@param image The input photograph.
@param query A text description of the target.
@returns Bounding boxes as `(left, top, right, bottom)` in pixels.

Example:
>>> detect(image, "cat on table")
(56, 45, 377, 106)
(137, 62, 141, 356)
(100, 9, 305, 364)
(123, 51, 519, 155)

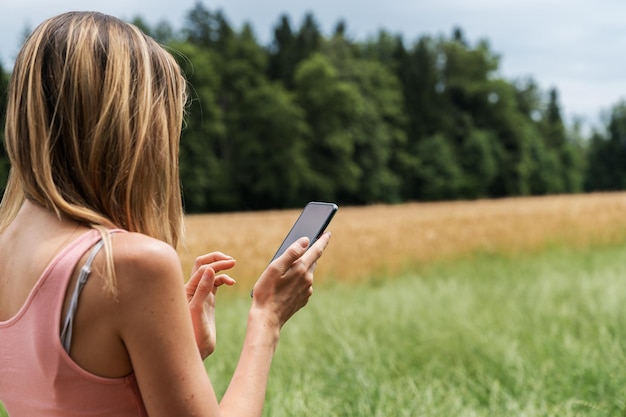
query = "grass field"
(207, 243, 626, 417)
(189, 192, 626, 416)
(180, 192, 626, 289)
(2, 192, 626, 416)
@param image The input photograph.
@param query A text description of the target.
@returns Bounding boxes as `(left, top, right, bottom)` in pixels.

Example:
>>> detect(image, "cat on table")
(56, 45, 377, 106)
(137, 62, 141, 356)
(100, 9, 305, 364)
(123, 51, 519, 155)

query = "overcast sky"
(1, 0, 625, 130)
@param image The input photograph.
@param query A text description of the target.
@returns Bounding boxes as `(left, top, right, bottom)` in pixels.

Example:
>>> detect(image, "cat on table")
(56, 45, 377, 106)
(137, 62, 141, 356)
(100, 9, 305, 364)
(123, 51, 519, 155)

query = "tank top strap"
(60, 229, 126, 353)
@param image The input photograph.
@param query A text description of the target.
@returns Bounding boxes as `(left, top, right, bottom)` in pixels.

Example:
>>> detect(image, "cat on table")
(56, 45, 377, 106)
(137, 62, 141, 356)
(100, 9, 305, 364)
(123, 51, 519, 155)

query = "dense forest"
(1, 2, 625, 213)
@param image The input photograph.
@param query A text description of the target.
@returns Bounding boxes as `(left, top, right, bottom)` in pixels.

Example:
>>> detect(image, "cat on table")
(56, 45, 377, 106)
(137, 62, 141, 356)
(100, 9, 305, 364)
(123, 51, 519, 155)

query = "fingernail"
(297, 237, 309, 248)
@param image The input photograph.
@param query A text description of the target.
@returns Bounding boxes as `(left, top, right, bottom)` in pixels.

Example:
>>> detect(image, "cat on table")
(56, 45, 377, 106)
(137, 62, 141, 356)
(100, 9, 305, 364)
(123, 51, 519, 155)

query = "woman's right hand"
(250, 232, 331, 329)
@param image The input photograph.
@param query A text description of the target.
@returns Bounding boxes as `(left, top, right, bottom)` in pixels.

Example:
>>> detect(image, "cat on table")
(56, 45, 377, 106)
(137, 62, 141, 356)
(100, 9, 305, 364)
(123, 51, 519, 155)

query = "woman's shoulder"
(110, 232, 179, 262)
(108, 232, 184, 293)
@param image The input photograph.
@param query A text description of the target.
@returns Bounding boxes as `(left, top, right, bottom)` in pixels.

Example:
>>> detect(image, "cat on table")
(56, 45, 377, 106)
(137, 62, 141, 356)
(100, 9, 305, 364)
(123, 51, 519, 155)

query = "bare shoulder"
(108, 232, 184, 298)
(100, 232, 189, 345)
(110, 232, 180, 269)
(103, 232, 218, 416)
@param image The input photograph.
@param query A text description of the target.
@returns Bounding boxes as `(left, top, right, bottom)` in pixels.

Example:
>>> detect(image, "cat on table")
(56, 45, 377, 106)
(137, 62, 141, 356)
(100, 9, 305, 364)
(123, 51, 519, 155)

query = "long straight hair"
(1, 12, 188, 294)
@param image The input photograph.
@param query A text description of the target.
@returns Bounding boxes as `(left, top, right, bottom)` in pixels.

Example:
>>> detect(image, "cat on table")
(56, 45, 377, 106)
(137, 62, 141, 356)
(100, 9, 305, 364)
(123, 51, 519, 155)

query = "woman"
(0, 11, 330, 417)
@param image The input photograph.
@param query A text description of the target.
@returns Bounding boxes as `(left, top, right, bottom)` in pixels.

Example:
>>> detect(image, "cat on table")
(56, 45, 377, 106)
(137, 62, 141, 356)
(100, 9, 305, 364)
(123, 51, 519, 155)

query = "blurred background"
(1, 0, 626, 213)
(3, 4, 626, 415)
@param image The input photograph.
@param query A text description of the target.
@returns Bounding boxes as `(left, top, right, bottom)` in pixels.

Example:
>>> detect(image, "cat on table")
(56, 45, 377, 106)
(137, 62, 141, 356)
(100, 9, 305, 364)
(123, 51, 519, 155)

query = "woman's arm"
(111, 231, 330, 417)
(112, 233, 220, 416)
(220, 234, 330, 415)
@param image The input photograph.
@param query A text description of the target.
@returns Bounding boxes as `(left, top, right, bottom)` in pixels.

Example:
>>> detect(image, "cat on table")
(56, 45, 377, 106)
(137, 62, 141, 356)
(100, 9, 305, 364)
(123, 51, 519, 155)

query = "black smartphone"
(270, 201, 338, 262)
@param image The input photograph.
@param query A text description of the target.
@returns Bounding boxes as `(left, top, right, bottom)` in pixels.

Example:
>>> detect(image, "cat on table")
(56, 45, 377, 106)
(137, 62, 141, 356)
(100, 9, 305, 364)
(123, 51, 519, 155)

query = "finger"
(213, 275, 236, 287)
(210, 275, 236, 298)
(299, 232, 331, 267)
(273, 236, 310, 273)
(185, 266, 205, 295)
(207, 258, 237, 274)
(193, 252, 233, 272)
(190, 267, 216, 305)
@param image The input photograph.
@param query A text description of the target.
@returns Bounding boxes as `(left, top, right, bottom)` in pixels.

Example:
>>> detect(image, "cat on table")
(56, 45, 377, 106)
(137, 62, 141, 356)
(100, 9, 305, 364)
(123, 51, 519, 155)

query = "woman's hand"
(185, 252, 236, 359)
(250, 232, 331, 329)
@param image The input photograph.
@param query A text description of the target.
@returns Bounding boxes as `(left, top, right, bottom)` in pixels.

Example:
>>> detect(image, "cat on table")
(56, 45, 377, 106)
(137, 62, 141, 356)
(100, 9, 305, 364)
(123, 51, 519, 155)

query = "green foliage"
(459, 129, 498, 198)
(585, 102, 626, 191)
(528, 134, 564, 194)
(267, 13, 322, 88)
(414, 133, 464, 200)
(0, 3, 617, 212)
(322, 31, 406, 204)
(267, 15, 298, 86)
(293, 53, 361, 201)
(171, 41, 229, 212)
(394, 36, 442, 141)
(228, 82, 310, 209)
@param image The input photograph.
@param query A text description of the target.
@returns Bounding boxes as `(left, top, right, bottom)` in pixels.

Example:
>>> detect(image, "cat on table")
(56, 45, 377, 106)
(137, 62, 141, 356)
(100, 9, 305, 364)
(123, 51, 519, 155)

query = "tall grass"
(3, 194, 626, 416)
(180, 193, 626, 290)
(205, 243, 626, 417)
(2, 246, 625, 417)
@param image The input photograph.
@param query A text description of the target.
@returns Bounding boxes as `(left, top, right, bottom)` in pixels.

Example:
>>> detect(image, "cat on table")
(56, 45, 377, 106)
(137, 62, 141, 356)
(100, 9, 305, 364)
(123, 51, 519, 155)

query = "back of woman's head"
(2, 11, 187, 246)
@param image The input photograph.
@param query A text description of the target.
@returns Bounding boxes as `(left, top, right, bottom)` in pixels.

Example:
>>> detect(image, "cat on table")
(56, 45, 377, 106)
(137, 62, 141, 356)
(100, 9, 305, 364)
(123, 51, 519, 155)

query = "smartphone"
(270, 201, 338, 262)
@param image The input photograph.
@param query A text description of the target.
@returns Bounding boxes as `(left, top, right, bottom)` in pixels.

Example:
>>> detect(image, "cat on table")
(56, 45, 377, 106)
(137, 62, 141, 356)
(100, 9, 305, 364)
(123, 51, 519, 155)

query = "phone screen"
(271, 202, 338, 262)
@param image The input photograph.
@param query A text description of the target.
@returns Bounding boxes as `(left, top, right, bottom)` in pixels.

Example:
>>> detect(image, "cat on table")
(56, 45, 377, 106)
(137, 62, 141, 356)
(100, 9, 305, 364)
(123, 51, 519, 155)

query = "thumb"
(274, 236, 310, 271)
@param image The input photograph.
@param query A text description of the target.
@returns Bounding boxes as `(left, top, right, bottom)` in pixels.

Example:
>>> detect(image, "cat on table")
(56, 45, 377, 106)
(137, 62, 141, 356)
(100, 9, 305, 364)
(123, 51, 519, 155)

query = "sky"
(1, 0, 626, 131)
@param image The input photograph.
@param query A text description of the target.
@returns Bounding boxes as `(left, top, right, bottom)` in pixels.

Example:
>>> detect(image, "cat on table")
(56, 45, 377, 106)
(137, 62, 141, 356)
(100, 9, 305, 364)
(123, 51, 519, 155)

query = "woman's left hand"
(185, 252, 236, 359)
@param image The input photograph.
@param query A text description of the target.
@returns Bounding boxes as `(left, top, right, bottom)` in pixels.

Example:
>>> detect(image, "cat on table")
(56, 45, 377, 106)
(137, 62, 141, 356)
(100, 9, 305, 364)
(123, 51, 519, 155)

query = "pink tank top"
(0, 229, 148, 417)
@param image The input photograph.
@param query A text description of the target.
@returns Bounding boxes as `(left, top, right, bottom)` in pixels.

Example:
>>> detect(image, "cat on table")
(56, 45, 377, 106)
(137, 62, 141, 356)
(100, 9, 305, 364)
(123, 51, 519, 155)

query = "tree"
(169, 41, 229, 212)
(396, 36, 442, 143)
(267, 15, 297, 86)
(477, 79, 536, 197)
(182, 5, 276, 211)
(322, 31, 405, 203)
(293, 53, 361, 201)
(183, 2, 219, 48)
(296, 13, 322, 61)
(543, 88, 566, 149)
(458, 129, 498, 198)
(391, 36, 442, 200)
(413, 134, 463, 200)
(560, 119, 586, 193)
(585, 102, 626, 191)
(227, 83, 311, 209)
(513, 77, 543, 122)
(560, 139, 585, 193)
(267, 12, 322, 89)
(539, 87, 586, 193)
(439, 33, 500, 141)
(527, 134, 563, 194)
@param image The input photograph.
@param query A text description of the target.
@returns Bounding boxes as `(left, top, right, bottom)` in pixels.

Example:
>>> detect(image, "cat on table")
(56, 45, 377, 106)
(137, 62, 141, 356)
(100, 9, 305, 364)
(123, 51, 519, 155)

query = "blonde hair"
(1, 12, 187, 293)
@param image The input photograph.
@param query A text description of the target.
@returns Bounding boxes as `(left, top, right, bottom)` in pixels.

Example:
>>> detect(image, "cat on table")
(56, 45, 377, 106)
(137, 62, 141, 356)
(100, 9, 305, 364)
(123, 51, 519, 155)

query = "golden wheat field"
(177, 192, 626, 290)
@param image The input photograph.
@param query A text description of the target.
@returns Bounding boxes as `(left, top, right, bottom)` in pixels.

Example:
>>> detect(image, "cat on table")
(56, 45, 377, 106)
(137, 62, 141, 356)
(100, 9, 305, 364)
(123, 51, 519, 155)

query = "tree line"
(1, 2, 625, 213)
